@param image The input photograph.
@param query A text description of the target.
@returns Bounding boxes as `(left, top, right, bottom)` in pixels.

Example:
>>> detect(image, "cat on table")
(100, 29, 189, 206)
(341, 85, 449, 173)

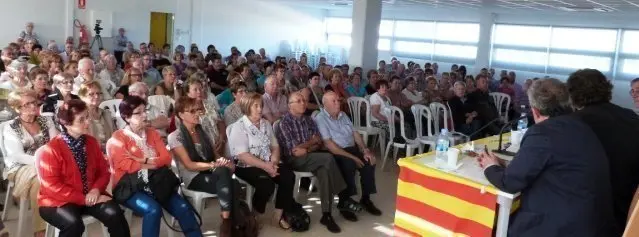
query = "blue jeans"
(124, 192, 201, 237)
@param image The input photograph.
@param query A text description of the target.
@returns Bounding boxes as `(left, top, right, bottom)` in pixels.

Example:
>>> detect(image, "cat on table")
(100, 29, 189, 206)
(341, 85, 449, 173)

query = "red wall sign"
(78, 0, 86, 9)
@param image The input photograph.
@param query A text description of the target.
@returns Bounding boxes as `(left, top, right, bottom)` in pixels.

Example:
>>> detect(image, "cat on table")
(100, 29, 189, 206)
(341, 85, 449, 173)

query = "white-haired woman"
(0, 60, 31, 90)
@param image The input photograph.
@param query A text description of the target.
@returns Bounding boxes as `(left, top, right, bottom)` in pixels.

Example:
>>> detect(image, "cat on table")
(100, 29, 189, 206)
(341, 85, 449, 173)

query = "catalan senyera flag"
(394, 159, 501, 237)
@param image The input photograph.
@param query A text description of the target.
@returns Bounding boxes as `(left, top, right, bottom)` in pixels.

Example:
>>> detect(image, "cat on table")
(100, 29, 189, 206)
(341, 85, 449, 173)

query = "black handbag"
(147, 166, 180, 205)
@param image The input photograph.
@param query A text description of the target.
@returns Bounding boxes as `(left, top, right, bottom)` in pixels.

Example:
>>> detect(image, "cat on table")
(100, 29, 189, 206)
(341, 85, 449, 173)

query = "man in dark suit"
(567, 69, 639, 231)
(467, 74, 502, 136)
(478, 78, 619, 237)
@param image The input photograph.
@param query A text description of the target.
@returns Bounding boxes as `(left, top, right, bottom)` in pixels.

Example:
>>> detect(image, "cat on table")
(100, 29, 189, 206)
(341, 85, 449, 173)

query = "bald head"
(322, 91, 341, 116)
(264, 75, 278, 95)
(288, 92, 304, 103)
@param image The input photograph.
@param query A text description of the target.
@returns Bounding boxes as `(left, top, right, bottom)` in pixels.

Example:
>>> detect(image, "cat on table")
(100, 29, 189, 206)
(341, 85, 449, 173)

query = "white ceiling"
(265, 0, 639, 13)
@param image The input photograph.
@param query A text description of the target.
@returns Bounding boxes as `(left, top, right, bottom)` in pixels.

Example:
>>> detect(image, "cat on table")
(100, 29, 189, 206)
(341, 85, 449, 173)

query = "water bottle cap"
(441, 128, 448, 134)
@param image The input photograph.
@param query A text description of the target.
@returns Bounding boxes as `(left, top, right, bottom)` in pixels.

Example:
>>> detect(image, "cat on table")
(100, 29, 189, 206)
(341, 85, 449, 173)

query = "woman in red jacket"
(106, 96, 202, 237)
(36, 99, 130, 237)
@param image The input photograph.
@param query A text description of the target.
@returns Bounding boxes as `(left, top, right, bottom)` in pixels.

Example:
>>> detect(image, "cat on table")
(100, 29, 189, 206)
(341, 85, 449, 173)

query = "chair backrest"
(347, 97, 369, 128)
(429, 102, 450, 135)
(0, 121, 8, 166)
(411, 104, 434, 138)
(388, 106, 409, 142)
(99, 99, 125, 129)
(446, 102, 455, 131)
(147, 95, 173, 114)
(490, 92, 511, 121)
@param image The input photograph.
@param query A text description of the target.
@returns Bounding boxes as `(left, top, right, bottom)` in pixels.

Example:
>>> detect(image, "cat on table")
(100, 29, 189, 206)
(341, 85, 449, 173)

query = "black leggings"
(39, 201, 130, 237)
(187, 167, 234, 211)
(234, 165, 295, 213)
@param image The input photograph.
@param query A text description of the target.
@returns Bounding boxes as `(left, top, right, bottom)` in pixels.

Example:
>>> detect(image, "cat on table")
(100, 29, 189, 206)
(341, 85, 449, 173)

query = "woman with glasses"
(78, 81, 114, 150)
(2, 89, 59, 237)
(107, 96, 201, 237)
(223, 82, 248, 125)
(42, 73, 80, 113)
(38, 99, 130, 237)
(114, 67, 143, 99)
(168, 96, 235, 236)
(153, 66, 178, 98)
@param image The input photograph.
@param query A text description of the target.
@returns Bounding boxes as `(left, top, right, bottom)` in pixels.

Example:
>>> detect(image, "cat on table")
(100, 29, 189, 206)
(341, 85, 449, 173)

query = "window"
(379, 20, 394, 37)
(550, 27, 617, 52)
(326, 18, 352, 34)
(435, 23, 480, 43)
(492, 48, 547, 66)
(548, 53, 611, 72)
(327, 34, 351, 48)
(621, 59, 639, 74)
(434, 44, 477, 59)
(622, 30, 639, 54)
(394, 41, 433, 54)
(394, 21, 435, 39)
(493, 24, 550, 48)
(378, 38, 391, 51)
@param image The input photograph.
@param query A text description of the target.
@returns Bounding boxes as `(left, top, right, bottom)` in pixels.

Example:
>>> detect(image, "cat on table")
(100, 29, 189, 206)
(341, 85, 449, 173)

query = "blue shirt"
(216, 89, 233, 115)
(313, 109, 355, 148)
(346, 84, 367, 97)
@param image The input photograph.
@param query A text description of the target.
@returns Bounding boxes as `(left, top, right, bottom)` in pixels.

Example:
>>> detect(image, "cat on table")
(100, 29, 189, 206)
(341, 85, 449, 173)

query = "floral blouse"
(227, 116, 278, 168)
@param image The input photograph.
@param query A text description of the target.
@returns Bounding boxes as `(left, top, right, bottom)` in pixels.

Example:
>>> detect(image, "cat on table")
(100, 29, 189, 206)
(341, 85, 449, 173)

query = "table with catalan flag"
(394, 134, 520, 237)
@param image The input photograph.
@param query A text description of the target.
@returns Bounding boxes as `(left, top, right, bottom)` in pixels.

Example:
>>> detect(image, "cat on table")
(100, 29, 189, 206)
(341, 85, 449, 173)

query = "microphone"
(467, 117, 503, 139)
(493, 116, 524, 157)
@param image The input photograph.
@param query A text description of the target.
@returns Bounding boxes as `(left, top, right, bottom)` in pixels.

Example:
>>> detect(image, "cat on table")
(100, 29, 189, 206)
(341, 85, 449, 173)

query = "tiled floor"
(1, 163, 402, 237)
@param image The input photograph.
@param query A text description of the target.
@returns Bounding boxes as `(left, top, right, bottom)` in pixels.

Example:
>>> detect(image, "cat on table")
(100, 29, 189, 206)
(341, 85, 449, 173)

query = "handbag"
(148, 166, 180, 205)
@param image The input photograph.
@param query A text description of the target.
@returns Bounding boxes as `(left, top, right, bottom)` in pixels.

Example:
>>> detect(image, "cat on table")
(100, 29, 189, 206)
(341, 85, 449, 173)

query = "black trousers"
(114, 50, 124, 68)
(188, 167, 234, 211)
(333, 146, 377, 198)
(39, 200, 130, 237)
(235, 164, 295, 213)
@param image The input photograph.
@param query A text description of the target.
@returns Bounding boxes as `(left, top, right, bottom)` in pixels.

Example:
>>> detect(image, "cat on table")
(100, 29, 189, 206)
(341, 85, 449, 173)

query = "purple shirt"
(274, 112, 320, 158)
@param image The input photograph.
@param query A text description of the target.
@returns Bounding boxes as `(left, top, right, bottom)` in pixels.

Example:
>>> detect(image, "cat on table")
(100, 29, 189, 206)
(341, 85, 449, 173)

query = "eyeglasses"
(187, 107, 205, 114)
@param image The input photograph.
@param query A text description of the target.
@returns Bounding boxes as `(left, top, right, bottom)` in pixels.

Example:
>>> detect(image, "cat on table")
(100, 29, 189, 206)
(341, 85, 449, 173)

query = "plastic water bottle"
(435, 128, 450, 163)
(517, 105, 528, 131)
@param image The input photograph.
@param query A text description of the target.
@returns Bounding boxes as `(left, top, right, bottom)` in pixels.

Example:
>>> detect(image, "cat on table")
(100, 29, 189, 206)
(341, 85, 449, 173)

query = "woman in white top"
(369, 79, 402, 140)
(78, 81, 114, 151)
(0, 61, 31, 90)
(2, 89, 58, 236)
(402, 77, 426, 104)
(227, 92, 295, 230)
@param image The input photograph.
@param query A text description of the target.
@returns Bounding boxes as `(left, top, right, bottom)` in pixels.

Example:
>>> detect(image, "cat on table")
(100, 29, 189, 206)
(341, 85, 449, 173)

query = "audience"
(73, 58, 112, 99)
(30, 68, 52, 103)
(114, 68, 143, 99)
(37, 99, 130, 237)
(274, 92, 346, 233)
(77, 81, 114, 150)
(99, 54, 124, 88)
(168, 96, 235, 236)
(448, 81, 481, 138)
(227, 92, 296, 229)
(128, 82, 171, 136)
(315, 91, 382, 222)
(631, 78, 639, 113)
(183, 78, 226, 154)
(107, 96, 201, 237)
(301, 72, 324, 115)
(369, 80, 395, 136)
(3, 89, 58, 237)
(346, 73, 366, 98)
(566, 69, 639, 232)
(153, 65, 178, 97)
(478, 78, 619, 236)
(0, 60, 31, 90)
(467, 74, 501, 135)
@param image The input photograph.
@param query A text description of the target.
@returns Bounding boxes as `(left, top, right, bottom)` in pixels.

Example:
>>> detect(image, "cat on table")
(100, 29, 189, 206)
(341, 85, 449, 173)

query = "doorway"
(149, 12, 174, 52)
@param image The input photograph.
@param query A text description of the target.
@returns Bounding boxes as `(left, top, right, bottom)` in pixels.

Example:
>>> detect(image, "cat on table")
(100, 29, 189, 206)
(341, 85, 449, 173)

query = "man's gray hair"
(129, 82, 148, 93)
(453, 81, 466, 87)
(527, 78, 572, 117)
(78, 58, 94, 71)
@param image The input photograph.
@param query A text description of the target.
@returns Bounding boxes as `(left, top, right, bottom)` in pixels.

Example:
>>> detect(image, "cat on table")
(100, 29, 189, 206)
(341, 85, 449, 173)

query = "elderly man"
(262, 75, 288, 123)
(142, 53, 162, 86)
(274, 92, 346, 233)
(567, 69, 639, 232)
(314, 91, 382, 223)
(59, 42, 74, 63)
(467, 74, 501, 136)
(128, 82, 171, 135)
(73, 58, 112, 99)
(478, 79, 619, 236)
(19, 22, 39, 43)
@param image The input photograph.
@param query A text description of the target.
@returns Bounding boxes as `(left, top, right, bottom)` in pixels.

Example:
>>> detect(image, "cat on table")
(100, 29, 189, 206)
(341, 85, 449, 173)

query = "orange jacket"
(106, 128, 171, 186)
(37, 135, 110, 207)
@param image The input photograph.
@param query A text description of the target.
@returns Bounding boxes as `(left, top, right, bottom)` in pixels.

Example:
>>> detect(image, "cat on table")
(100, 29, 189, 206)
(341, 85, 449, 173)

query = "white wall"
(0, 0, 69, 46)
(190, 0, 324, 58)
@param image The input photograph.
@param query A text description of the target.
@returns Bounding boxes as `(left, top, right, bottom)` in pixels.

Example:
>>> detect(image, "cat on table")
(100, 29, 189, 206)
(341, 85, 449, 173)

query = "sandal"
(272, 214, 291, 230)
(337, 198, 363, 213)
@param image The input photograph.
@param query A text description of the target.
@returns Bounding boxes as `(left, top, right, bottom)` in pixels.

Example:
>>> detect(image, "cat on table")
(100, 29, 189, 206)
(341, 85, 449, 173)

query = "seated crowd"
(0, 22, 638, 237)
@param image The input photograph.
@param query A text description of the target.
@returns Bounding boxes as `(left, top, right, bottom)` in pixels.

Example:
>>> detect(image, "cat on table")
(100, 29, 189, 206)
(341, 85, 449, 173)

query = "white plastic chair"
(147, 95, 174, 114)
(99, 99, 126, 129)
(382, 106, 423, 170)
(347, 97, 385, 155)
(235, 176, 255, 211)
(411, 104, 437, 152)
(170, 156, 218, 215)
(0, 121, 29, 237)
(35, 147, 109, 237)
(490, 92, 511, 122)
(429, 102, 451, 135)
(293, 171, 317, 200)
